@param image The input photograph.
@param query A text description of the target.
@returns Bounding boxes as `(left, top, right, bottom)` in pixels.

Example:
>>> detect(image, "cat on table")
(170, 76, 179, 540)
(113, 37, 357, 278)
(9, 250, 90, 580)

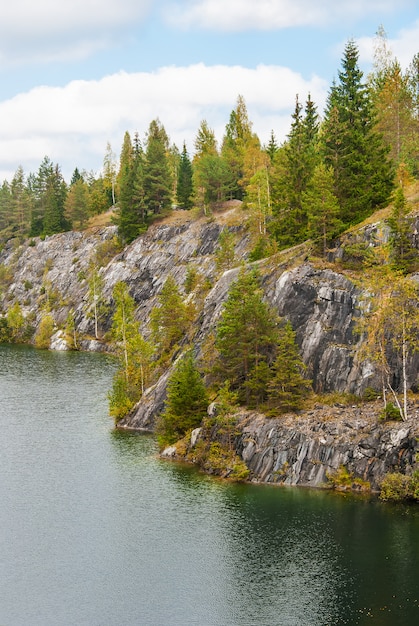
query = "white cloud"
(0, 64, 327, 181)
(0, 0, 152, 66)
(166, 0, 404, 31)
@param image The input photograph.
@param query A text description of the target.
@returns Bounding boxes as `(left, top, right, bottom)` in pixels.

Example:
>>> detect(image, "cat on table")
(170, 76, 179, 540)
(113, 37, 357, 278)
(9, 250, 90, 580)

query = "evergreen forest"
(1, 36, 418, 252)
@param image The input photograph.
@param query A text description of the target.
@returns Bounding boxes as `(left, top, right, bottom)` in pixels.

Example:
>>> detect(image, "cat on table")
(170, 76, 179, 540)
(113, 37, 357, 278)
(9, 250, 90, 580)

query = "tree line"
(1, 34, 418, 253)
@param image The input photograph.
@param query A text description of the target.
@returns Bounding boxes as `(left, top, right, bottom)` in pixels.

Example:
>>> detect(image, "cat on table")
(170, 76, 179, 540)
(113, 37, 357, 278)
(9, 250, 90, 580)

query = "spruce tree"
(302, 163, 343, 257)
(270, 95, 320, 247)
(176, 143, 194, 209)
(144, 119, 173, 214)
(214, 268, 278, 404)
(267, 321, 312, 412)
(322, 39, 394, 226)
(117, 132, 147, 243)
(158, 351, 208, 446)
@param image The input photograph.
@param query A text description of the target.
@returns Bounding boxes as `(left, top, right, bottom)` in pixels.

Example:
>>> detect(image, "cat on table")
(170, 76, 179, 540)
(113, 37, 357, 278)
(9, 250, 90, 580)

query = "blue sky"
(0, 0, 418, 181)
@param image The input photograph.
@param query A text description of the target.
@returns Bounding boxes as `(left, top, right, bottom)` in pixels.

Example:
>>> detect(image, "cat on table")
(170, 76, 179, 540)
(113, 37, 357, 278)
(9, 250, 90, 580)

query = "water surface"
(1, 345, 419, 625)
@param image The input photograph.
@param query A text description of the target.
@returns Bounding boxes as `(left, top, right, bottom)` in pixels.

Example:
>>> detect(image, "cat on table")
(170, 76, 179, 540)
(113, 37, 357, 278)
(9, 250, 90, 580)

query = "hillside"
(2, 193, 419, 497)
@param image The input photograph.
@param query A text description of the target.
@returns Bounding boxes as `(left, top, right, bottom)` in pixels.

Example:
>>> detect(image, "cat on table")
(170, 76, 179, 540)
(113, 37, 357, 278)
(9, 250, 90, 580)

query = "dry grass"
(86, 209, 115, 229)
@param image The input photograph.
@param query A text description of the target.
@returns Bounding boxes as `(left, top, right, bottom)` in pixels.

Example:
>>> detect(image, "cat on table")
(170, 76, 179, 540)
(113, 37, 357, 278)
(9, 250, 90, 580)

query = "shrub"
(362, 386, 380, 402)
(34, 314, 55, 349)
(379, 402, 402, 421)
(327, 465, 370, 491)
(380, 472, 416, 501)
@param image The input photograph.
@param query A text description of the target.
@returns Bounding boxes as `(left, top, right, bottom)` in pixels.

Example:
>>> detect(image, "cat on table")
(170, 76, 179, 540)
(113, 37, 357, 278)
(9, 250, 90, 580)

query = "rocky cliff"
(1, 204, 418, 491)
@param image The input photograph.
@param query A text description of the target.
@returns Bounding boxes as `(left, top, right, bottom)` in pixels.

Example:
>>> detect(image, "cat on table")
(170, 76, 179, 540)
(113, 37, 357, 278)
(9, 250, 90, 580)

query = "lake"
(1, 345, 419, 625)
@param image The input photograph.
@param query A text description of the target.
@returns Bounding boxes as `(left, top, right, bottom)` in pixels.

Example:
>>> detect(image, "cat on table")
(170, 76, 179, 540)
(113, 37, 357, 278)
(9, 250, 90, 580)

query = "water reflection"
(2, 346, 419, 625)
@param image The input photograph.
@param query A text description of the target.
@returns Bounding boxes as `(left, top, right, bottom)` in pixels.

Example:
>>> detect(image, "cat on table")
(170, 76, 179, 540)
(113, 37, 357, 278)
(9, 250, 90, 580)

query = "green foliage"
(215, 229, 236, 273)
(327, 465, 370, 491)
(380, 471, 419, 501)
(109, 281, 154, 422)
(34, 313, 55, 349)
(248, 235, 276, 262)
(200, 441, 249, 482)
(303, 163, 343, 257)
(64, 178, 89, 230)
(362, 386, 380, 401)
(0, 316, 10, 343)
(144, 119, 173, 215)
(177, 143, 194, 209)
(387, 186, 418, 274)
(86, 261, 108, 339)
(379, 402, 403, 421)
(157, 351, 208, 448)
(184, 265, 199, 294)
(150, 275, 192, 358)
(214, 268, 311, 411)
(270, 95, 320, 248)
(116, 131, 147, 243)
(321, 40, 394, 226)
(340, 242, 376, 270)
(267, 321, 312, 412)
(6, 301, 26, 342)
(214, 267, 278, 405)
(0, 263, 13, 296)
(94, 236, 122, 267)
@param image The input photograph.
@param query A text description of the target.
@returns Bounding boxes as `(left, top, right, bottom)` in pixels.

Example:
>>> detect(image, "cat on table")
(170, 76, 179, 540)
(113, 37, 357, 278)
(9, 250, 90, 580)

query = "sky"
(0, 0, 418, 182)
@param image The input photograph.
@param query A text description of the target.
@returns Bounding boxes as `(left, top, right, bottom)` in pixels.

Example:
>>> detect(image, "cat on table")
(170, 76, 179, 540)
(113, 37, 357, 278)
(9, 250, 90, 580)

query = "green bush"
(327, 465, 370, 491)
(379, 402, 402, 421)
(362, 386, 380, 402)
(34, 314, 55, 349)
(379, 472, 419, 502)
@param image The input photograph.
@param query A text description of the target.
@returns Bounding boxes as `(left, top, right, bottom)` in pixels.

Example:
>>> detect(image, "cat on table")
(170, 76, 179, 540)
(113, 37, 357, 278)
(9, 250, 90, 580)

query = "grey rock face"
(0, 211, 414, 435)
(217, 405, 419, 491)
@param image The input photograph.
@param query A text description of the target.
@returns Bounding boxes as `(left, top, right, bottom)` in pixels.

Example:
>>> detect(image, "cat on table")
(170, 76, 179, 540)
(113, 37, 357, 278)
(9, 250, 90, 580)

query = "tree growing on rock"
(157, 351, 209, 448)
(150, 275, 192, 360)
(358, 270, 419, 420)
(267, 321, 312, 412)
(214, 268, 279, 406)
(109, 281, 154, 422)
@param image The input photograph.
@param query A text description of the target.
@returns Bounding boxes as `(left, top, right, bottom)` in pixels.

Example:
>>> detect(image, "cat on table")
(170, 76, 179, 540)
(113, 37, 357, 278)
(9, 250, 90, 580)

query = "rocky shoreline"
(161, 400, 419, 493)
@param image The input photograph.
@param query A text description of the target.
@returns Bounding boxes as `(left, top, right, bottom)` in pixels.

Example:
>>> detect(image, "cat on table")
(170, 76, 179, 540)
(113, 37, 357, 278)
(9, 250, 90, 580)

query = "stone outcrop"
(173, 401, 419, 492)
(237, 404, 419, 491)
(2, 205, 419, 491)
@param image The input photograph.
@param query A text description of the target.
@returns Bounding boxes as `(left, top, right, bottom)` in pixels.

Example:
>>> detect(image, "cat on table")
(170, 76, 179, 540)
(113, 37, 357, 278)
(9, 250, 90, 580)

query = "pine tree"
(158, 351, 208, 446)
(322, 39, 394, 226)
(177, 142, 194, 209)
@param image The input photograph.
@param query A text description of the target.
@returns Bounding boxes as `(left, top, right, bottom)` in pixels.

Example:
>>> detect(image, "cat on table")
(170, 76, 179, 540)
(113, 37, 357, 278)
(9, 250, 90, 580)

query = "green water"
(1, 345, 419, 625)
